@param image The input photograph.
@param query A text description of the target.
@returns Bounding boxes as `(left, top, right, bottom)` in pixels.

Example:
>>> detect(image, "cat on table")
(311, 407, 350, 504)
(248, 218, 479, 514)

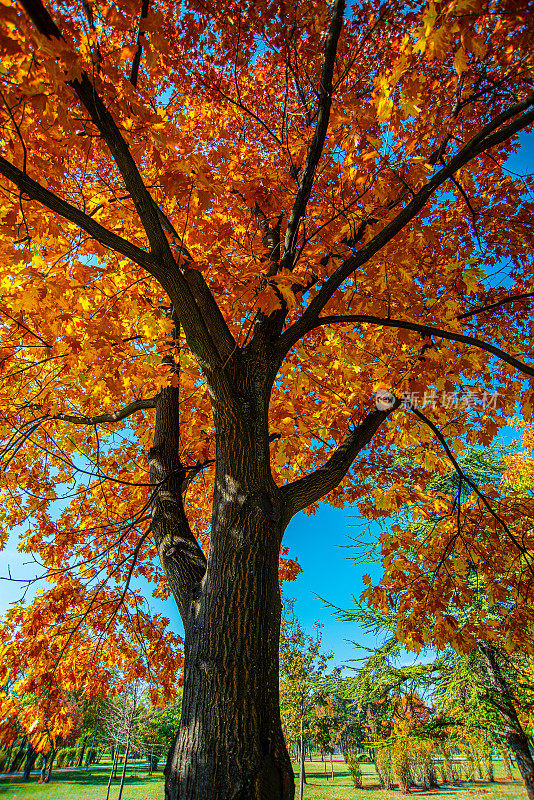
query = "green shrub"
(376, 746, 394, 790)
(345, 750, 363, 788)
(0, 750, 8, 771)
(35, 754, 44, 769)
(392, 744, 412, 794)
(84, 747, 102, 766)
(55, 747, 77, 768)
(357, 752, 373, 763)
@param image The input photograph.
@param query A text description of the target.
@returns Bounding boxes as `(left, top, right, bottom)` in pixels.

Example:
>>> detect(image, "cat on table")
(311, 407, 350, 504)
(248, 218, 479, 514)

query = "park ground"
(0, 759, 528, 799)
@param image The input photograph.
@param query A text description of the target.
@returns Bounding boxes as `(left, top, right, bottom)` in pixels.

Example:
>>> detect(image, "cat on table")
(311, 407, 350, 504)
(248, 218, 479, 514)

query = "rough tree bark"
(150, 348, 295, 799)
(147, 328, 388, 800)
(479, 644, 534, 800)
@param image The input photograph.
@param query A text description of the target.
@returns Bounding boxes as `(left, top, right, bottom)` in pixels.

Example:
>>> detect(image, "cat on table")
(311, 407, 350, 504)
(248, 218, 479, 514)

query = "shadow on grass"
(301, 768, 350, 779)
(0, 770, 164, 788)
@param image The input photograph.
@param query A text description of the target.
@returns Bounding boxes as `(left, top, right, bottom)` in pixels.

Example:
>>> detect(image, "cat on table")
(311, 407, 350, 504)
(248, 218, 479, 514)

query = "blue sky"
(283, 505, 384, 666)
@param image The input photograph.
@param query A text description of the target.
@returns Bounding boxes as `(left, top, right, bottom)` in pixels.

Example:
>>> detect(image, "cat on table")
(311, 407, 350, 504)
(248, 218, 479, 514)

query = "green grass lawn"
(292, 760, 529, 800)
(0, 759, 529, 799)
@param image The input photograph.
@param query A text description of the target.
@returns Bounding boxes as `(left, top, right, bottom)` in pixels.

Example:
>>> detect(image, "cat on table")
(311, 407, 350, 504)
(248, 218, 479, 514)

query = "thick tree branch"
(17, 0, 230, 374)
(182, 268, 237, 360)
(149, 386, 207, 625)
(0, 155, 156, 271)
(280, 404, 396, 521)
(281, 0, 346, 270)
(130, 0, 150, 89)
(458, 292, 534, 320)
(50, 397, 158, 425)
(275, 91, 534, 359)
(302, 314, 534, 378)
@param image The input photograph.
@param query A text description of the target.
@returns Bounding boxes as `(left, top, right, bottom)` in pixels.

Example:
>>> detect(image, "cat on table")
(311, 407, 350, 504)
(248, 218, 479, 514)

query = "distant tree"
(312, 688, 364, 780)
(101, 682, 148, 800)
(312, 694, 339, 780)
(137, 692, 183, 773)
(279, 604, 331, 800)
(75, 695, 105, 769)
(0, 690, 81, 783)
(336, 602, 534, 796)
(355, 442, 534, 798)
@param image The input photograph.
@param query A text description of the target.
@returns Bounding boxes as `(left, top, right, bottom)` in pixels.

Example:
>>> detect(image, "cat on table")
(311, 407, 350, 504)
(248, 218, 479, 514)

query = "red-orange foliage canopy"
(0, 0, 532, 748)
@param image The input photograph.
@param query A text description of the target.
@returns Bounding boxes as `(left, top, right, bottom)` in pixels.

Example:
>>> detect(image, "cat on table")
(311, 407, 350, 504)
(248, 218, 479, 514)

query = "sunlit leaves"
(0, 0, 532, 747)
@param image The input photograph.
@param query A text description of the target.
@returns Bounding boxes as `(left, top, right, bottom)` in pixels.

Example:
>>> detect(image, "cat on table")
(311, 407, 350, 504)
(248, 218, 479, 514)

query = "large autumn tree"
(0, 0, 533, 797)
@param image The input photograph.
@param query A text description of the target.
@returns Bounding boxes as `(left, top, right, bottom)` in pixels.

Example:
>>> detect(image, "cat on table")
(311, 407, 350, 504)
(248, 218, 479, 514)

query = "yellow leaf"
(454, 46, 468, 75)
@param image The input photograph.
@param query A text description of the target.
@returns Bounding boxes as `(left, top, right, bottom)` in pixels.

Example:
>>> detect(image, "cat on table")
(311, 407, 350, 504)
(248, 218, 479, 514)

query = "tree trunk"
(76, 735, 88, 768)
(475, 753, 483, 780)
(164, 508, 292, 800)
(148, 376, 295, 800)
(113, 746, 119, 778)
(298, 739, 304, 800)
(105, 743, 120, 800)
(5, 743, 15, 772)
(330, 752, 333, 781)
(440, 745, 454, 784)
(298, 731, 307, 798)
(465, 749, 475, 781)
(86, 717, 99, 769)
(9, 736, 27, 772)
(479, 644, 534, 800)
(42, 748, 56, 783)
(117, 729, 131, 800)
(39, 752, 48, 783)
(484, 754, 494, 783)
(299, 724, 307, 786)
(23, 742, 38, 780)
(4, 743, 14, 772)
